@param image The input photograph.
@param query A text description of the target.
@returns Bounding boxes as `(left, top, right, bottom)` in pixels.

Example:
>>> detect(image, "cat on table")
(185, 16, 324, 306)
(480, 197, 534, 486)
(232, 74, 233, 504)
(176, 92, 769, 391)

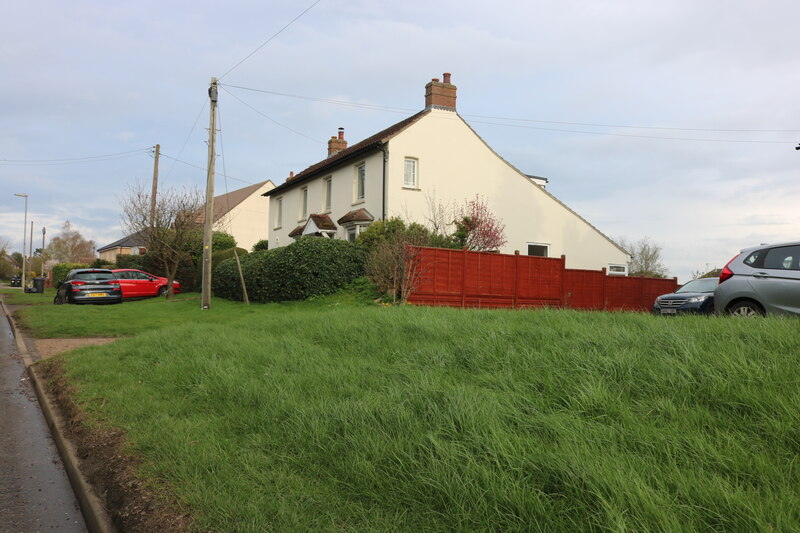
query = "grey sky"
(2, 0, 798, 282)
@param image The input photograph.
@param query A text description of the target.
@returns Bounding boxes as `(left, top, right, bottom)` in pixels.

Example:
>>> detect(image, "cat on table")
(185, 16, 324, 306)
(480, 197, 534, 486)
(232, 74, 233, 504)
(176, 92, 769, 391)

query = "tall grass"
(58, 305, 799, 531)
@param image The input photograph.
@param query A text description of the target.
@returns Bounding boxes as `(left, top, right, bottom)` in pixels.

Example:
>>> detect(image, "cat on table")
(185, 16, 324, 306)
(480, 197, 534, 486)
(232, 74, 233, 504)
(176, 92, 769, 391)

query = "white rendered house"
(197, 180, 275, 252)
(264, 74, 628, 273)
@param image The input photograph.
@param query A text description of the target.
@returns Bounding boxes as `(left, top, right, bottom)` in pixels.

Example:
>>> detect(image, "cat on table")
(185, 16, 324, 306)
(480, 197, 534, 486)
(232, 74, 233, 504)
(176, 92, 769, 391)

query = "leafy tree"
(11, 252, 23, 269)
(46, 221, 96, 263)
(121, 182, 204, 298)
(0, 237, 14, 278)
(616, 236, 668, 278)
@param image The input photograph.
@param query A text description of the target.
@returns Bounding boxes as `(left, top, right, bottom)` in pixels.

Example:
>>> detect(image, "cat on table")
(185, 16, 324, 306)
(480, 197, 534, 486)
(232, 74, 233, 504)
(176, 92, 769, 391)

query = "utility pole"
(42, 226, 46, 290)
(14, 193, 28, 290)
(150, 143, 160, 228)
(201, 78, 218, 310)
(29, 221, 34, 276)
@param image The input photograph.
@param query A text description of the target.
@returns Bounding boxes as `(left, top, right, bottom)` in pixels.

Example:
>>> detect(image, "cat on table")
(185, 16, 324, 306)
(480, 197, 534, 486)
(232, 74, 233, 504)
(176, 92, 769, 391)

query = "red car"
(111, 269, 180, 298)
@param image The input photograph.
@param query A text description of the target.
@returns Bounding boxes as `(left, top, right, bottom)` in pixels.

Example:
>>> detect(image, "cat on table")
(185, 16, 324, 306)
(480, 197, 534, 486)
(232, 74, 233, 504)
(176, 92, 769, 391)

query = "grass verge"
(34, 300, 800, 532)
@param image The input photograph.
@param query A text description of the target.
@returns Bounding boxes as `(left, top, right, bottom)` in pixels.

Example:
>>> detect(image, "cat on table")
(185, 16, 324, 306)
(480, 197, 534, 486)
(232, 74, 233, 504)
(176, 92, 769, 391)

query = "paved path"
(0, 313, 87, 532)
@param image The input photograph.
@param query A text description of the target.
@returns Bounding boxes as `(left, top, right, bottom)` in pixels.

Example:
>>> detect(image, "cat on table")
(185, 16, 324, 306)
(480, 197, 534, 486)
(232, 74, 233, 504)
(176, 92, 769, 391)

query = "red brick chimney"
(424, 72, 456, 110)
(327, 127, 347, 157)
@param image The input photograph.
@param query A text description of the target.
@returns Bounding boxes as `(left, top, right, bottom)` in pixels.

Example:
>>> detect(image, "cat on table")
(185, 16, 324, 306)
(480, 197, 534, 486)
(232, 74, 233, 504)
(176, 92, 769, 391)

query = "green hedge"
(52, 263, 90, 286)
(213, 237, 366, 303)
(116, 254, 145, 269)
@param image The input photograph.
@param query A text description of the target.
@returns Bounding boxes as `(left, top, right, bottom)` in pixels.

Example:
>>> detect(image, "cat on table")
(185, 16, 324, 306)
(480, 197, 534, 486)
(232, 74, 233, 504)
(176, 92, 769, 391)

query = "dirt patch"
(35, 357, 195, 533)
(35, 337, 118, 358)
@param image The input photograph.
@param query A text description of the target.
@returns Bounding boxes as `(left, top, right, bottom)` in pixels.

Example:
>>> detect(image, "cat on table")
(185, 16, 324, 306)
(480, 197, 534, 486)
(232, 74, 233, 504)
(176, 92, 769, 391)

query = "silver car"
(714, 241, 800, 316)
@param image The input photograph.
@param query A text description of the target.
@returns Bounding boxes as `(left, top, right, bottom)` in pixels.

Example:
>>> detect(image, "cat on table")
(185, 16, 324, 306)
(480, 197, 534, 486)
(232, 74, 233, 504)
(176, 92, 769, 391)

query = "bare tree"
(365, 232, 430, 304)
(121, 182, 204, 298)
(616, 236, 668, 278)
(46, 221, 96, 263)
(424, 191, 454, 239)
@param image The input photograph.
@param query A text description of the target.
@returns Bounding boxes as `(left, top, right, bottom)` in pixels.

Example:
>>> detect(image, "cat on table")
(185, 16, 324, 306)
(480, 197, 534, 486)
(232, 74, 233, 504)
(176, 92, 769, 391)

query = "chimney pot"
(443, 72, 451, 84)
(432, 78, 440, 82)
(338, 127, 344, 140)
(327, 127, 348, 157)
(290, 171, 294, 178)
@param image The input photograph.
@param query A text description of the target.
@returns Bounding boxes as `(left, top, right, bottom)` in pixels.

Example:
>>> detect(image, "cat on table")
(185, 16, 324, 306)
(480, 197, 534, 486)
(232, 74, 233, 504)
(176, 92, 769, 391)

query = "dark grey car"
(714, 241, 800, 316)
(54, 268, 123, 305)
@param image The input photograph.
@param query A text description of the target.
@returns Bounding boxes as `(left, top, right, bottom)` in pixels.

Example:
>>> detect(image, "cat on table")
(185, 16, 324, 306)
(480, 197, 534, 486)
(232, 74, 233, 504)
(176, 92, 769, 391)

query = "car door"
(136, 271, 159, 297)
(749, 245, 800, 315)
(115, 270, 137, 298)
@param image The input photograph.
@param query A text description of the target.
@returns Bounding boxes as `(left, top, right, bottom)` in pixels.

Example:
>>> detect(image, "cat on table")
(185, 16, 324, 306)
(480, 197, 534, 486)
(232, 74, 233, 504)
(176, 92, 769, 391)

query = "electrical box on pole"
(201, 78, 218, 310)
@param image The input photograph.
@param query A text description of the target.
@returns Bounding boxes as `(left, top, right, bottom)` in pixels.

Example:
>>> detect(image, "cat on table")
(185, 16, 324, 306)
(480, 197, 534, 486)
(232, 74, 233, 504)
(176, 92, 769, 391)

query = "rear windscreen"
(74, 272, 115, 281)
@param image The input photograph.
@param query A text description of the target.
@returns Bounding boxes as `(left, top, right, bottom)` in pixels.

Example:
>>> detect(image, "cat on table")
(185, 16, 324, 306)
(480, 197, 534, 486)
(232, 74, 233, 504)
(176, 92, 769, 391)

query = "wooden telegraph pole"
(201, 78, 218, 310)
(150, 144, 160, 228)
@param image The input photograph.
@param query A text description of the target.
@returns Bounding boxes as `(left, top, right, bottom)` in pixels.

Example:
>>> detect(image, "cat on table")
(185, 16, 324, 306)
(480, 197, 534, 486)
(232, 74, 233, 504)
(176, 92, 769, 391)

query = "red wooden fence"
(407, 247, 678, 312)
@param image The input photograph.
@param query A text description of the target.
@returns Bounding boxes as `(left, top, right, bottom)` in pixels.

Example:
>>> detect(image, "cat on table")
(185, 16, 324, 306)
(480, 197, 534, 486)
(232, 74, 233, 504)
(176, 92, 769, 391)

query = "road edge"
(1, 298, 117, 533)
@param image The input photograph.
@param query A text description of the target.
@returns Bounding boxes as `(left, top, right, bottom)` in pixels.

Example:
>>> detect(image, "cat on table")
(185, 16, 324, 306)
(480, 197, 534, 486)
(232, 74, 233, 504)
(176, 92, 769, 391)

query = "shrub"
(116, 254, 145, 269)
(91, 258, 114, 269)
(213, 237, 366, 303)
(52, 262, 89, 286)
(252, 239, 269, 252)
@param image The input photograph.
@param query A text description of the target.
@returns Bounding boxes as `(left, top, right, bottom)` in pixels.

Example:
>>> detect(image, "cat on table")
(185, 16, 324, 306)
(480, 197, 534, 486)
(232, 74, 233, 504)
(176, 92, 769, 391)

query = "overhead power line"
(159, 152, 257, 185)
(221, 83, 800, 143)
(0, 147, 152, 166)
(219, 0, 323, 80)
(219, 86, 323, 144)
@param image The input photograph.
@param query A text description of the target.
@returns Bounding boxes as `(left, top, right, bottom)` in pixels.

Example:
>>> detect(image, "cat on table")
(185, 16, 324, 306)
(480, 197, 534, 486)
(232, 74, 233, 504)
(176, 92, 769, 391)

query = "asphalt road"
(0, 313, 87, 532)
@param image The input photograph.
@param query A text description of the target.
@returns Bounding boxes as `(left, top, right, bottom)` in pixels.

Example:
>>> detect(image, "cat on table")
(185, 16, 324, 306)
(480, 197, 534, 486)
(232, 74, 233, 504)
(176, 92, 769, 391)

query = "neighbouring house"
(196, 180, 275, 251)
(263, 73, 629, 273)
(97, 231, 147, 262)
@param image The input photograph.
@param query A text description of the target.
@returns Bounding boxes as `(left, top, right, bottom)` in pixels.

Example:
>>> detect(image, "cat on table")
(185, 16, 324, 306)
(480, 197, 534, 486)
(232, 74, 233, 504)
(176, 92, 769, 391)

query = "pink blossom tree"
(452, 195, 507, 252)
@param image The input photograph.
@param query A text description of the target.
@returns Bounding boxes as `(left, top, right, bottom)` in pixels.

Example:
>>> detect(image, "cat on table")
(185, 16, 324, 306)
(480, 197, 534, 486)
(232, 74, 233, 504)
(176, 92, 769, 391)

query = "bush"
(52, 262, 89, 287)
(252, 239, 269, 252)
(116, 254, 145, 270)
(213, 237, 366, 303)
(91, 258, 114, 269)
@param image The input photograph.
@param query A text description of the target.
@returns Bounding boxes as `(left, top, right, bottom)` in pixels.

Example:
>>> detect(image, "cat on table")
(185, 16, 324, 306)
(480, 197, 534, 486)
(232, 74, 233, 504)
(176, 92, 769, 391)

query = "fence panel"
(407, 246, 678, 311)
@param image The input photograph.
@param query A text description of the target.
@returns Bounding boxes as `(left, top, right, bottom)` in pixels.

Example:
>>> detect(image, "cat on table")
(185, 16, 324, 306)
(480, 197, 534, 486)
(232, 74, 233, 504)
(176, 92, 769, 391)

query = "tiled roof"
(97, 230, 147, 252)
(196, 180, 272, 224)
(309, 213, 337, 231)
(337, 208, 374, 225)
(264, 109, 431, 196)
(287, 225, 304, 238)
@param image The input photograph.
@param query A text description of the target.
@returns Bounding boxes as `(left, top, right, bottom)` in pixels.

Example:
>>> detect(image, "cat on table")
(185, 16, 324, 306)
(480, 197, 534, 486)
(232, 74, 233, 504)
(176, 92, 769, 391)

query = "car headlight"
(686, 295, 710, 303)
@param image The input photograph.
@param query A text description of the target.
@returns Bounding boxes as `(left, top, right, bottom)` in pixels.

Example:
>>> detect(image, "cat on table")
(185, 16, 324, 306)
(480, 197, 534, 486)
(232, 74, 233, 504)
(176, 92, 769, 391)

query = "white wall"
(214, 181, 275, 251)
(385, 109, 628, 271)
(269, 152, 384, 247)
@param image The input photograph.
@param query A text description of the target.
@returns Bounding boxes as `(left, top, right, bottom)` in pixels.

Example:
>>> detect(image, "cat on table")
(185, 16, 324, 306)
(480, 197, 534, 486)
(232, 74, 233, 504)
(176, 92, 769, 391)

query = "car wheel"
(158, 286, 168, 296)
(53, 294, 64, 305)
(728, 300, 764, 317)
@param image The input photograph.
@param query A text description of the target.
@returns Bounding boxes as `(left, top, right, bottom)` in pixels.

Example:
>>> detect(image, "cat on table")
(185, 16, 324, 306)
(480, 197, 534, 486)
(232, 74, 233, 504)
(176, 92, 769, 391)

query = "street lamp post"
(14, 193, 28, 290)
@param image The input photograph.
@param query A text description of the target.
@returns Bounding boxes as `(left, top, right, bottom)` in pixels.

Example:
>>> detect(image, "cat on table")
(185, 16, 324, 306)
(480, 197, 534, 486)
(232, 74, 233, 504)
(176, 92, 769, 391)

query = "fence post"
(461, 248, 468, 308)
(560, 255, 566, 308)
(513, 250, 520, 309)
(601, 267, 607, 311)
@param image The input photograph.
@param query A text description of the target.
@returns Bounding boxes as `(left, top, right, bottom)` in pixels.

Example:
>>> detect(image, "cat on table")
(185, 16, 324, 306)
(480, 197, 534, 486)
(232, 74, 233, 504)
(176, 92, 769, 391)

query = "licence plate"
(88, 292, 106, 297)
(660, 308, 677, 315)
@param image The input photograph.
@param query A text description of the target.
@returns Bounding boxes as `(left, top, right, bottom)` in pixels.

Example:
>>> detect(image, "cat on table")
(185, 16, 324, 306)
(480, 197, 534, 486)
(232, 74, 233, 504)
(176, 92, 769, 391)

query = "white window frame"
(274, 197, 283, 229)
(608, 264, 628, 276)
(526, 242, 549, 257)
(354, 163, 365, 203)
(300, 186, 308, 220)
(323, 176, 332, 213)
(344, 224, 368, 243)
(403, 157, 418, 189)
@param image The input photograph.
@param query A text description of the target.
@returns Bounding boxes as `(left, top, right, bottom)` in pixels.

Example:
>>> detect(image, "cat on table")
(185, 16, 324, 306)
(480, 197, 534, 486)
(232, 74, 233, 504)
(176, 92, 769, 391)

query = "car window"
(675, 278, 717, 293)
(134, 272, 150, 280)
(743, 250, 766, 267)
(74, 272, 115, 281)
(763, 245, 800, 271)
(114, 271, 130, 280)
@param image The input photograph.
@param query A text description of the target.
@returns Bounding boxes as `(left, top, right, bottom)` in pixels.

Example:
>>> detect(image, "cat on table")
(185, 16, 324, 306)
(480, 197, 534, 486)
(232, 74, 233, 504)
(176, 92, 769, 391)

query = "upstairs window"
(323, 177, 332, 212)
(608, 264, 628, 276)
(300, 186, 308, 219)
(274, 197, 283, 229)
(355, 163, 365, 202)
(404, 158, 418, 188)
